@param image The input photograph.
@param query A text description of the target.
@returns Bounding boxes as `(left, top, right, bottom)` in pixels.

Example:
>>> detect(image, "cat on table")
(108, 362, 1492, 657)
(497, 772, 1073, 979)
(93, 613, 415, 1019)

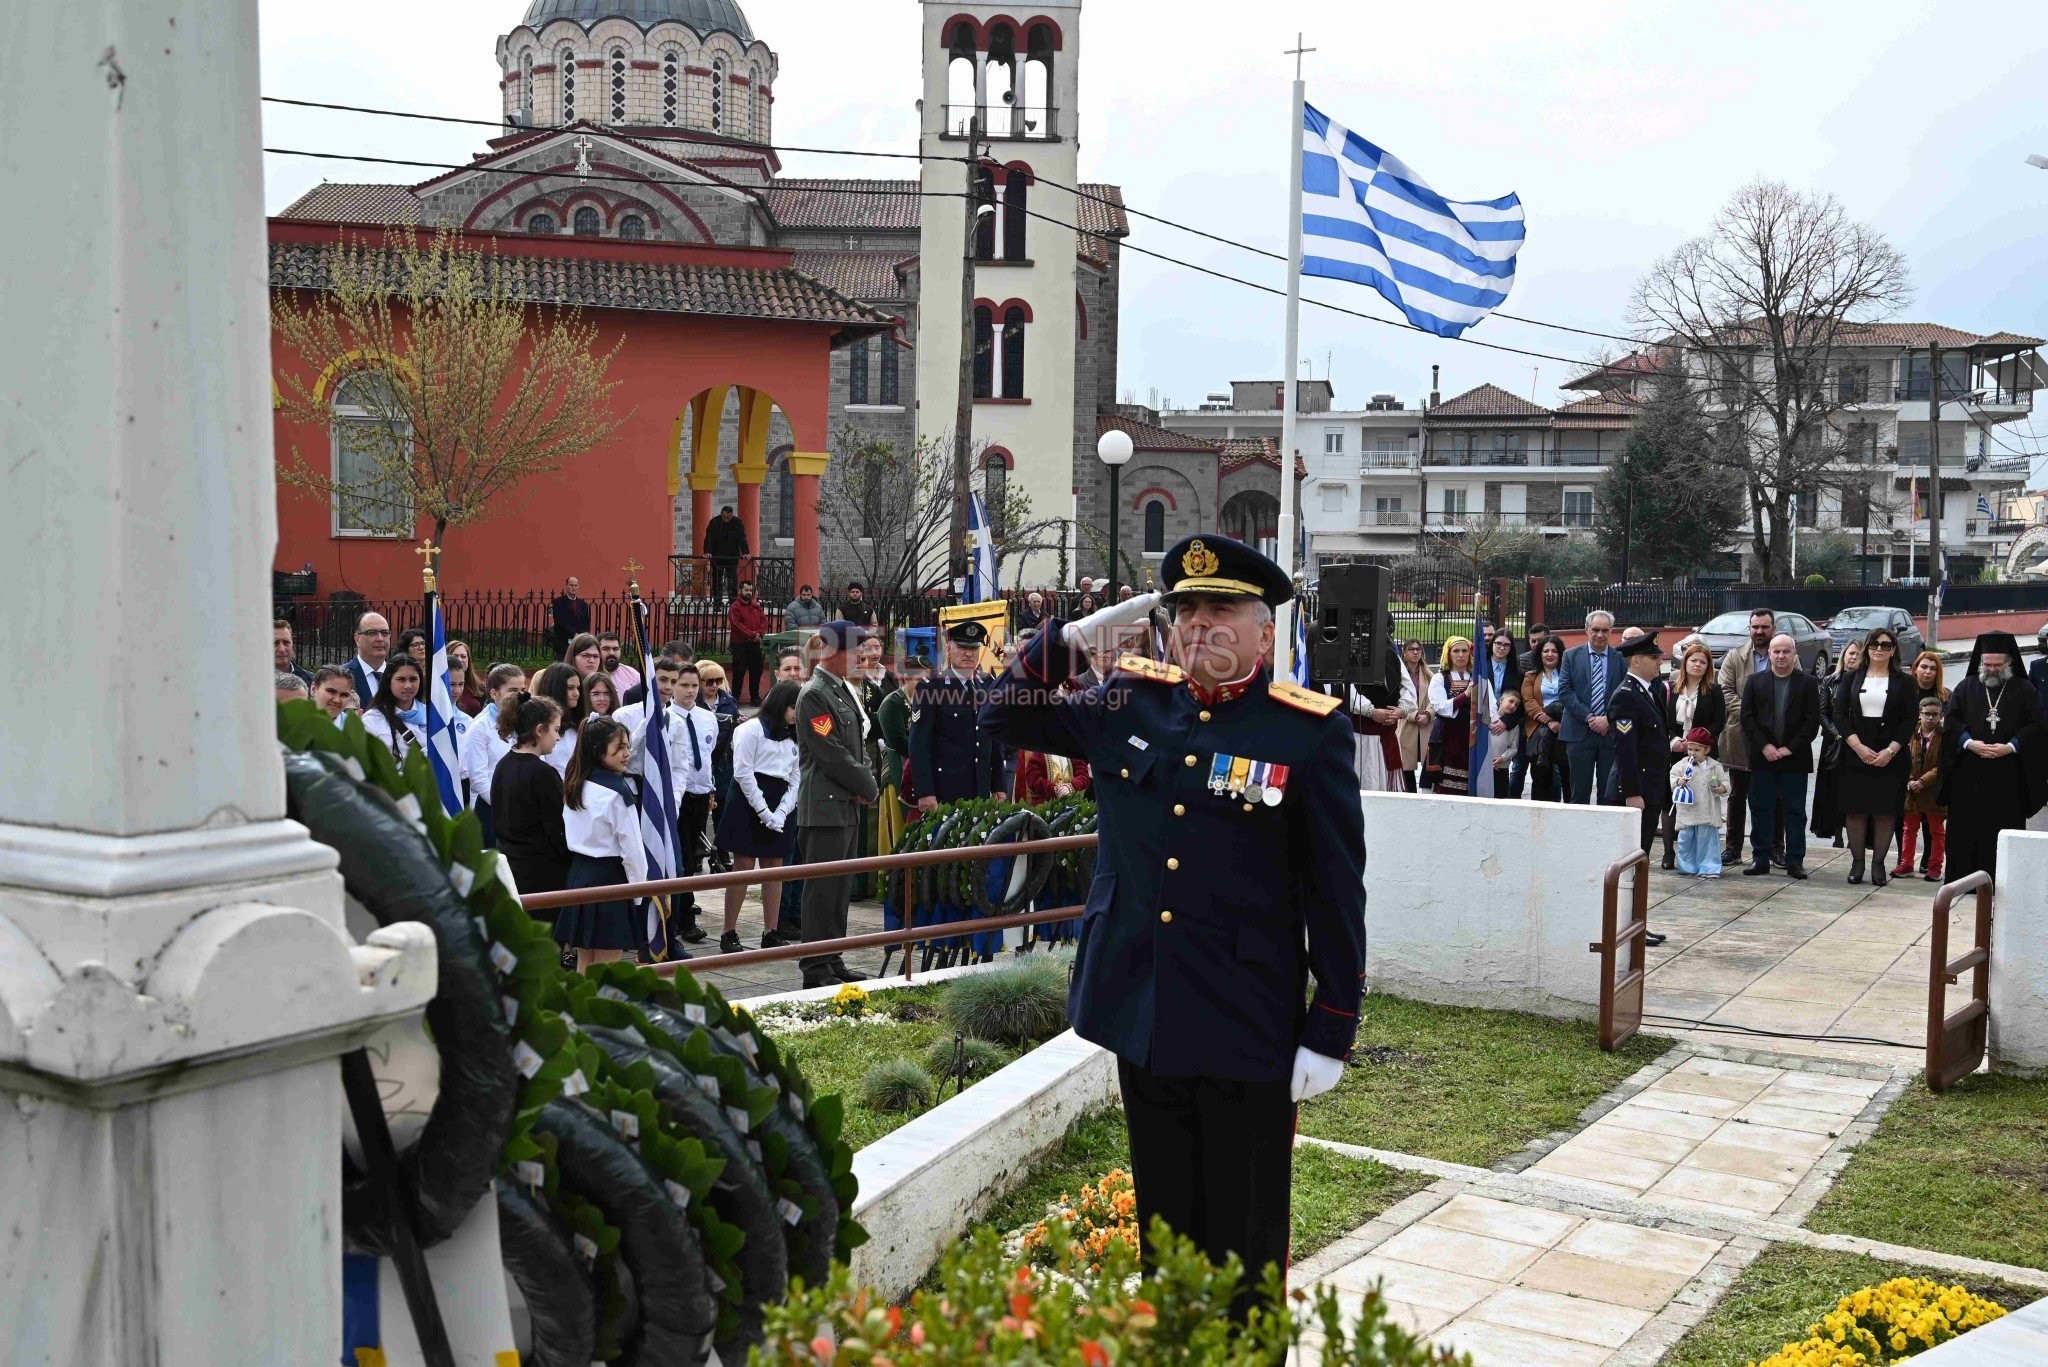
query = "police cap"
(945, 619, 989, 645)
(1618, 632, 1664, 659)
(1158, 534, 1294, 608)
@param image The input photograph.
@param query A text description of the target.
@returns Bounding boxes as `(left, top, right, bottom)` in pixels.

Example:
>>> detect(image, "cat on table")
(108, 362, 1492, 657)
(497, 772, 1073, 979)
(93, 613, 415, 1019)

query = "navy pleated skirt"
(552, 853, 643, 951)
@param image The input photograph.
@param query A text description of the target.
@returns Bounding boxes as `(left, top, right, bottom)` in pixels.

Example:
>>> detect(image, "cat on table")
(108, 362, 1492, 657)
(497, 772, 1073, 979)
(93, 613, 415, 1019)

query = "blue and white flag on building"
(1300, 105, 1525, 339)
(425, 592, 465, 817)
(966, 491, 999, 603)
(1976, 493, 1994, 517)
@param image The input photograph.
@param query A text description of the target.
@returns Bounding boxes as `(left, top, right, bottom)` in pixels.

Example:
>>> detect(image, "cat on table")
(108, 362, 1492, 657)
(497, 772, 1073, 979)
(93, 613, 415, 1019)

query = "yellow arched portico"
(677, 384, 831, 593)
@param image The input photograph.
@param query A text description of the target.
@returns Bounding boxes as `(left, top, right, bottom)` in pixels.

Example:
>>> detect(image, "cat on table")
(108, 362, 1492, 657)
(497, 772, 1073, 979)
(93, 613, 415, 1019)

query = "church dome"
(521, 0, 754, 44)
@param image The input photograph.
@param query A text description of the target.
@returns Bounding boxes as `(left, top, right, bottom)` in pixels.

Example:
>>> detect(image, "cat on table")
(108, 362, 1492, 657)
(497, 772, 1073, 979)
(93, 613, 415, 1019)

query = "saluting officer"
(981, 534, 1365, 1303)
(909, 619, 1004, 812)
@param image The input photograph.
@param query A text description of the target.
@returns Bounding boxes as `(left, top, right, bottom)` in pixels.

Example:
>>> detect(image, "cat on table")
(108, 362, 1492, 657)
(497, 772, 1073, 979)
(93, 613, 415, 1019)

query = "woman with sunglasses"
(1828, 627, 1919, 885)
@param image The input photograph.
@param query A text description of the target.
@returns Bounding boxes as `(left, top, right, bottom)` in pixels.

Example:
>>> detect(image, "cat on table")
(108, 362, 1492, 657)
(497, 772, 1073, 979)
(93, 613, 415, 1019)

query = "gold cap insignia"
(1182, 539, 1220, 578)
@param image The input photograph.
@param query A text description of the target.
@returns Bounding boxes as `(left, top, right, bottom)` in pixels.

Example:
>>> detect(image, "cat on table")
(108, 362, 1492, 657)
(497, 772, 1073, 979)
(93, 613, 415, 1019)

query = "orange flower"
(810, 1334, 835, 1361)
(1129, 1299, 1154, 1317)
(1010, 1292, 1033, 1319)
(1079, 1340, 1110, 1367)
(886, 1307, 903, 1337)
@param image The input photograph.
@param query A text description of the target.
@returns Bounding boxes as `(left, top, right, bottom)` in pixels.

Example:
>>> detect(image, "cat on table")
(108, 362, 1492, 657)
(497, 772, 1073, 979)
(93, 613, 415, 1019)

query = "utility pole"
(1618, 444, 1633, 585)
(948, 115, 984, 592)
(1925, 342, 1945, 644)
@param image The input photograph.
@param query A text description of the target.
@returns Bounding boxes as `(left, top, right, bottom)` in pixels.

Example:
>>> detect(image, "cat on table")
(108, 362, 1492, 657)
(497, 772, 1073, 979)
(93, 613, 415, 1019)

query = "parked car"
(1824, 606, 1925, 664)
(1694, 610, 1833, 675)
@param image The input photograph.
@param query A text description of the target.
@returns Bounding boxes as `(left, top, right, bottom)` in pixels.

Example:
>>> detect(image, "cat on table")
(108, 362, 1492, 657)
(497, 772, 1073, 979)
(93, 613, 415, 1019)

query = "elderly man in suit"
(1740, 633, 1823, 879)
(344, 611, 391, 714)
(793, 620, 881, 987)
(1559, 610, 1625, 804)
(1717, 607, 1780, 867)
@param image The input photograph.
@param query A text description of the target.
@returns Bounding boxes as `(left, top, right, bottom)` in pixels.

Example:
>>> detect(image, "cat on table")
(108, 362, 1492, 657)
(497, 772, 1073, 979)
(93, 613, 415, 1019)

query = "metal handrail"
(649, 903, 1087, 980)
(1592, 847, 1651, 1051)
(517, 832, 1097, 913)
(1926, 870, 1993, 1092)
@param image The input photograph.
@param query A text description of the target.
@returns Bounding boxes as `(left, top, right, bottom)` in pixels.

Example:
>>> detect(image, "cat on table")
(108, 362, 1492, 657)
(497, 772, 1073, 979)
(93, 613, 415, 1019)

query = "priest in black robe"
(1939, 632, 2047, 881)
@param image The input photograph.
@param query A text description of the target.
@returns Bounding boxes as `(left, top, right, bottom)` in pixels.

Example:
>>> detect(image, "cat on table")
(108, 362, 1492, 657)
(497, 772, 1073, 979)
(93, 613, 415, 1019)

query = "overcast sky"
(262, 0, 2046, 468)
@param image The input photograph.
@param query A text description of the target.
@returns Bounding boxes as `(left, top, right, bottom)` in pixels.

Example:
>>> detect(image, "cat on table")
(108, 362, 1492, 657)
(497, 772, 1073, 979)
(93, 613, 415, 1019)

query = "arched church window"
(711, 57, 726, 132)
(985, 24, 1018, 138)
(1002, 168, 1028, 261)
(772, 449, 795, 538)
(520, 50, 534, 122)
(879, 331, 900, 406)
(1143, 501, 1166, 553)
(573, 206, 600, 236)
(971, 165, 996, 261)
(847, 338, 869, 405)
(946, 22, 977, 136)
(983, 451, 1009, 529)
(618, 215, 646, 240)
(972, 305, 994, 400)
(560, 46, 577, 123)
(747, 64, 761, 138)
(1024, 24, 1055, 138)
(610, 47, 627, 123)
(661, 49, 680, 125)
(526, 212, 557, 235)
(1000, 306, 1027, 398)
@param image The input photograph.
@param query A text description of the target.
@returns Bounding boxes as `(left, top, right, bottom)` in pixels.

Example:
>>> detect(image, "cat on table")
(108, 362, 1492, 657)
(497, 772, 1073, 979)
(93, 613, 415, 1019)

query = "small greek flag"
(1300, 105, 1525, 338)
(1290, 606, 1310, 686)
(631, 592, 682, 959)
(966, 491, 999, 603)
(425, 592, 464, 817)
(1977, 493, 1994, 517)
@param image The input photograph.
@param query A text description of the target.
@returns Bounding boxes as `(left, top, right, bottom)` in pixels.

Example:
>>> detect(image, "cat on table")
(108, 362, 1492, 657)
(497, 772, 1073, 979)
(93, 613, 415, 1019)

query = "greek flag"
(424, 592, 464, 817)
(631, 592, 683, 959)
(1976, 493, 1994, 517)
(1300, 105, 1525, 339)
(1290, 606, 1311, 686)
(966, 491, 999, 602)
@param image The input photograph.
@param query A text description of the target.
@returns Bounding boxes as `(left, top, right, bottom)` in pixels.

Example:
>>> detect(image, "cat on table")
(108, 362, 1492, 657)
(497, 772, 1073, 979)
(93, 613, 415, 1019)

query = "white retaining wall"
(1989, 829, 2048, 1075)
(848, 1031, 1118, 1300)
(1362, 791, 1641, 1020)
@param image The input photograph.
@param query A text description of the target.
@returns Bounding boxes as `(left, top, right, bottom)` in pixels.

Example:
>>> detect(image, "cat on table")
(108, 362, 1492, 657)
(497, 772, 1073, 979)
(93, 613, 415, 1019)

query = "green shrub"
(924, 1036, 1010, 1085)
(940, 956, 1069, 1047)
(757, 1219, 1470, 1366)
(861, 1058, 935, 1114)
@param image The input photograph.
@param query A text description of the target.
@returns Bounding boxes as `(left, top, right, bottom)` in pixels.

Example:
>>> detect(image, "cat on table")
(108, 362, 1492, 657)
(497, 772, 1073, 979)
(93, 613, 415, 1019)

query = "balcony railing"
(1423, 449, 1531, 467)
(1894, 381, 2036, 406)
(1359, 509, 1418, 527)
(1541, 449, 1607, 467)
(938, 104, 1059, 140)
(1362, 452, 1416, 470)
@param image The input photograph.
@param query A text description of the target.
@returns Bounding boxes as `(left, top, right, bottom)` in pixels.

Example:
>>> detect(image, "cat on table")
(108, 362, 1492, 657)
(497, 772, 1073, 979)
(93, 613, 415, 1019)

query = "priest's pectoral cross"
(1986, 705, 2001, 731)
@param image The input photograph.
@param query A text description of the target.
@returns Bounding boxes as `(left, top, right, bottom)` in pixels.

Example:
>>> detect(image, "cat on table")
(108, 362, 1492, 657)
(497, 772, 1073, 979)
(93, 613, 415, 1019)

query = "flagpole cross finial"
(1284, 33, 1316, 79)
(622, 557, 644, 597)
(415, 538, 439, 592)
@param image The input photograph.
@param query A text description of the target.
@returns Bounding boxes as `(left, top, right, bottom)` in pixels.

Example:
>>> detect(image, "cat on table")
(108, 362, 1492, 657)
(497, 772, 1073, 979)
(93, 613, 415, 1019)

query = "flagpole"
(1275, 36, 1312, 678)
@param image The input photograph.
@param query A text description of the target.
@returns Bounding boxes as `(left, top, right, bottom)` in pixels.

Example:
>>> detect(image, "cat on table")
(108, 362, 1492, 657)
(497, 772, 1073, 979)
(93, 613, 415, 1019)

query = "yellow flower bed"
(1749, 1277, 2007, 1366)
(1019, 1169, 1140, 1272)
(830, 983, 871, 1018)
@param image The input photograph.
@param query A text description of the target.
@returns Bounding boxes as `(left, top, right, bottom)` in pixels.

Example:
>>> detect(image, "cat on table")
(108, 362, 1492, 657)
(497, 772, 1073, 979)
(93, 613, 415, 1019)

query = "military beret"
(1159, 534, 1294, 608)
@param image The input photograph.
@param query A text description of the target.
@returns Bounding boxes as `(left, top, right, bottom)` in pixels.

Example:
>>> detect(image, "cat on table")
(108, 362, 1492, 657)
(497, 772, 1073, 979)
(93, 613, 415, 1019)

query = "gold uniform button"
(1159, 910, 1173, 924)
(1166, 857, 1180, 870)
(1120, 767, 1130, 779)
(1173, 804, 1186, 816)
(1199, 709, 1213, 722)
(1184, 754, 1199, 767)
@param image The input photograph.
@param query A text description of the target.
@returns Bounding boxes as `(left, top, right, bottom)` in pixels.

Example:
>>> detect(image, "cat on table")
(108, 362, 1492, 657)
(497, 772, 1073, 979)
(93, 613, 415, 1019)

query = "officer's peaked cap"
(1618, 632, 1664, 658)
(1159, 534, 1294, 608)
(945, 619, 989, 645)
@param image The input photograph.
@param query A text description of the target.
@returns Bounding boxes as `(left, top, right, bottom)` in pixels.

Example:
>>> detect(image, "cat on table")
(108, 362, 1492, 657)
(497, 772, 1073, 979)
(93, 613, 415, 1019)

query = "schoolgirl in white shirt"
(360, 656, 428, 764)
(553, 716, 647, 971)
(712, 679, 802, 953)
(459, 664, 526, 845)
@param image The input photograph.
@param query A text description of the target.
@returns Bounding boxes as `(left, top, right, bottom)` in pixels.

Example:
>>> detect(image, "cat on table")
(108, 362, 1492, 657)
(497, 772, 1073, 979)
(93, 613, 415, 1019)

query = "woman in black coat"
(1830, 627, 1919, 885)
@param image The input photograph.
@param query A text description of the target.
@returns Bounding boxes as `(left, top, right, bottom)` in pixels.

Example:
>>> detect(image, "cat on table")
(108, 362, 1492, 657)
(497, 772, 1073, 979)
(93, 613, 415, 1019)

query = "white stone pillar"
(0, 4, 438, 1364)
(1988, 830, 2048, 1075)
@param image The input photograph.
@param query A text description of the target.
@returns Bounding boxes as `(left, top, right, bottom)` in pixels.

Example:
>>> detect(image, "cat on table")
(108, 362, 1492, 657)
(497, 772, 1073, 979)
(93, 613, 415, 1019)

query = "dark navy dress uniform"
(981, 534, 1365, 1299)
(910, 624, 1004, 803)
(1610, 634, 1672, 853)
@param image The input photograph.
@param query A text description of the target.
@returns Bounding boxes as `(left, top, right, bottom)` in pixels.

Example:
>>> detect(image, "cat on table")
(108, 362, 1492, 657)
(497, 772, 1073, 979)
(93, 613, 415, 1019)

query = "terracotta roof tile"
(269, 240, 895, 337)
(789, 250, 909, 301)
(1838, 322, 1984, 348)
(277, 182, 426, 223)
(1217, 436, 1308, 478)
(1553, 390, 1642, 427)
(1425, 383, 1552, 420)
(1097, 411, 1218, 452)
(765, 177, 922, 230)
(1970, 331, 2045, 350)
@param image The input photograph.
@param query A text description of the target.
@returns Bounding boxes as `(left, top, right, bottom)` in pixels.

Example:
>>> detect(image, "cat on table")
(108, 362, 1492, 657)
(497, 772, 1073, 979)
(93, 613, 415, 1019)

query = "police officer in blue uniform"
(1612, 632, 1672, 949)
(981, 534, 1366, 1302)
(909, 619, 1004, 811)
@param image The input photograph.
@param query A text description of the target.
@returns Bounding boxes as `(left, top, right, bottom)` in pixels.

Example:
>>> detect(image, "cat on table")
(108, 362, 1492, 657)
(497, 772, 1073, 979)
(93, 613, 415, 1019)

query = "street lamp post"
(1097, 428, 1134, 592)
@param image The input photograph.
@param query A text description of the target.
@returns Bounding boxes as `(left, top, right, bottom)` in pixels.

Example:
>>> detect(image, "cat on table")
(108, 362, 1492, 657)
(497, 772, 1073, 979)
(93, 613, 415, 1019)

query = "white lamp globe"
(1096, 429, 1134, 466)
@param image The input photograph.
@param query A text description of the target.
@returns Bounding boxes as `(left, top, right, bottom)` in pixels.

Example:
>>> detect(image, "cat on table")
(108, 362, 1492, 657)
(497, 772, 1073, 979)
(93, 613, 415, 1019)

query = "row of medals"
(1208, 753, 1288, 807)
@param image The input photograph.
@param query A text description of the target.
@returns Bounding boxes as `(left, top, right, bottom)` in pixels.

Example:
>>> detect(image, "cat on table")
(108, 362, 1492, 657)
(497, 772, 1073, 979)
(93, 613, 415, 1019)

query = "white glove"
(1289, 1046, 1346, 1103)
(1062, 591, 1162, 651)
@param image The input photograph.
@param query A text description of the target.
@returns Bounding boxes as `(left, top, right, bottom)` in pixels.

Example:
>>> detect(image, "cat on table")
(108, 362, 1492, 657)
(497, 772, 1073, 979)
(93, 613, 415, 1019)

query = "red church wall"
(270, 239, 841, 604)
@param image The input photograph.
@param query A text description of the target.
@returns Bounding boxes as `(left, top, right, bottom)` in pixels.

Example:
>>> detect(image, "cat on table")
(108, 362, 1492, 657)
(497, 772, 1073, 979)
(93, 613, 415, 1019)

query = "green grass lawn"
(1659, 1244, 2038, 1367)
(1805, 1071, 2048, 1271)
(970, 1106, 1433, 1266)
(759, 986, 966, 1151)
(1298, 994, 1670, 1166)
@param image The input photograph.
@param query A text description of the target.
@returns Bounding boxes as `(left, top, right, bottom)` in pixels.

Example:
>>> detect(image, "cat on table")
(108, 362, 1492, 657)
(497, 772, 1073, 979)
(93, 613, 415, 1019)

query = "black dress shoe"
(1786, 865, 1809, 880)
(1662, 851, 1677, 871)
(1644, 931, 1668, 947)
(719, 930, 743, 954)
(760, 926, 794, 948)
(678, 919, 709, 944)
(1872, 866, 1889, 888)
(1743, 863, 1771, 876)
(830, 963, 866, 984)
(1847, 867, 1864, 885)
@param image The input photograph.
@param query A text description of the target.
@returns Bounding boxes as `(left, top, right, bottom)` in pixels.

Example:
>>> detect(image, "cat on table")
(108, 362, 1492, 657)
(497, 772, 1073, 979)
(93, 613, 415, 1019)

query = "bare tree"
(1631, 180, 1911, 583)
(273, 225, 628, 567)
(815, 428, 956, 593)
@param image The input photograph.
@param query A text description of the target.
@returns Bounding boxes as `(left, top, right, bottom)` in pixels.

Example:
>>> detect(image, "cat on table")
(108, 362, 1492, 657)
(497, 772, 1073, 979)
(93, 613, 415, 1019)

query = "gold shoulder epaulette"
(1116, 654, 1184, 685)
(1269, 679, 1342, 716)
